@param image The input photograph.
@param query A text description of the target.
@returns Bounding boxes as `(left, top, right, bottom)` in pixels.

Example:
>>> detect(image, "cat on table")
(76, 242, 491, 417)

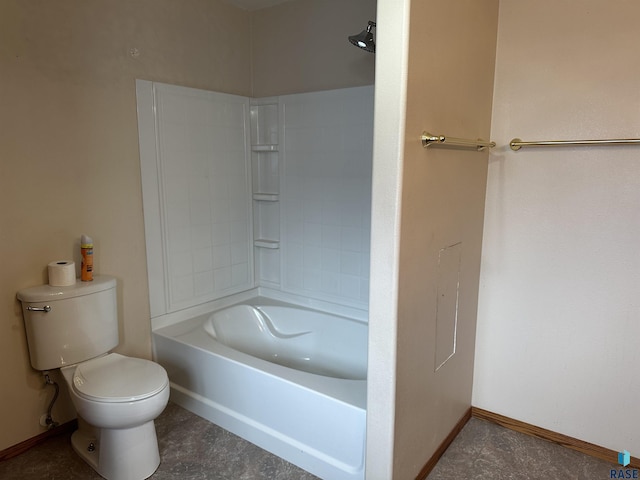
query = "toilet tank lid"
(17, 275, 116, 303)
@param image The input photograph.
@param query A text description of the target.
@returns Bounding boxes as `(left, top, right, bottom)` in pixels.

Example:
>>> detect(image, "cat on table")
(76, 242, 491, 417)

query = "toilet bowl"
(17, 275, 170, 480)
(61, 353, 170, 480)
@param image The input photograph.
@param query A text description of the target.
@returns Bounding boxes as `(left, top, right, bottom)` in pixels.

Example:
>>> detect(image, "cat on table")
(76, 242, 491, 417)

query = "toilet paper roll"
(48, 260, 76, 286)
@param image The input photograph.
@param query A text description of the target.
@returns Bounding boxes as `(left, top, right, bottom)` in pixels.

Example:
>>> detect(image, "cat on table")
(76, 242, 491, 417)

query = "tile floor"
(0, 402, 620, 479)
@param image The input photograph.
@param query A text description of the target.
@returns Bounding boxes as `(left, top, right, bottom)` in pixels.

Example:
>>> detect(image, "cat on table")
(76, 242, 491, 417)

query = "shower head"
(348, 21, 376, 53)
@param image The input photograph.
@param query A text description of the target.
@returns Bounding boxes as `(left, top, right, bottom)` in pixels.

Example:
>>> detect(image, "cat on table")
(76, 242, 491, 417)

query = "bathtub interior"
(204, 304, 367, 380)
(153, 297, 368, 408)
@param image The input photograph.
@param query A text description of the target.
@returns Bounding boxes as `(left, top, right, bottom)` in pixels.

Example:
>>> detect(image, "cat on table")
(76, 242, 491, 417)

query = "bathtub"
(152, 302, 367, 480)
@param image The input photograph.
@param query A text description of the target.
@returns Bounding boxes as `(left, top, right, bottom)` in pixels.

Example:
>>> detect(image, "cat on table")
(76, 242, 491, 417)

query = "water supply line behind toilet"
(42, 371, 59, 430)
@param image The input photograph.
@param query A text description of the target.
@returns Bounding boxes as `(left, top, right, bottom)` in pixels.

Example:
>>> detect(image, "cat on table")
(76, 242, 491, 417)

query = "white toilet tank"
(17, 275, 119, 371)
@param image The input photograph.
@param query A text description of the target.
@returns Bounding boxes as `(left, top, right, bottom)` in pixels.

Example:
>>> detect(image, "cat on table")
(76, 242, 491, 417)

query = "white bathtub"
(152, 303, 367, 480)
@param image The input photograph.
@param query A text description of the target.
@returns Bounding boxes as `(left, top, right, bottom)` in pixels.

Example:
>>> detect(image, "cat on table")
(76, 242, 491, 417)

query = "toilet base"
(71, 417, 161, 480)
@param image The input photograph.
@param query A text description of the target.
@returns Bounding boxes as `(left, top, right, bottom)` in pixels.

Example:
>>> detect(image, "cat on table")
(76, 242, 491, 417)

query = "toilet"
(17, 275, 169, 480)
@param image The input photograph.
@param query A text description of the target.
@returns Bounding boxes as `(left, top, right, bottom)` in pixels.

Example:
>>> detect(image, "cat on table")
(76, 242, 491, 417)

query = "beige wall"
(0, 0, 251, 451)
(395, 1, 498, 476)
(475, 0, 640, 457)
(367, 0, 498, 477)
(250, 0, 376, 97)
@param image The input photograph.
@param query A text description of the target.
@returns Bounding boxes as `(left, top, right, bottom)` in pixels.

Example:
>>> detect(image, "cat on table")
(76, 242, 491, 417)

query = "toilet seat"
(72, 353, 168, 403)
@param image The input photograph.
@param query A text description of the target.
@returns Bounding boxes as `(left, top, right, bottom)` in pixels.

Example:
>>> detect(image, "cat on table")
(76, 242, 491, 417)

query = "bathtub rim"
(150, 287, 369, 331)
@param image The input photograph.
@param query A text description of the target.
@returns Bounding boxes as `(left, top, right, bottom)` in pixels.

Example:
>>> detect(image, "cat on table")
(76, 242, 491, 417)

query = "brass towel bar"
(420, 133, 640, 152)
(510, 137, 640, 151)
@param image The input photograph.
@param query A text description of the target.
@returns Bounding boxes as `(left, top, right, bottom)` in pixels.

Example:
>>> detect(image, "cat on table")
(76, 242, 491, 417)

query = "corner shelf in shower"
(250, 99, 281, 285)
(251, 144, 279, 152)
(254, 239, 280, 249)
(253, 193, 279, 202)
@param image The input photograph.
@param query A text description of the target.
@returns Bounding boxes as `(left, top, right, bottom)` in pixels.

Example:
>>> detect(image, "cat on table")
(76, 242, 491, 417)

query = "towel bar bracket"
(421, 131, 495, 151)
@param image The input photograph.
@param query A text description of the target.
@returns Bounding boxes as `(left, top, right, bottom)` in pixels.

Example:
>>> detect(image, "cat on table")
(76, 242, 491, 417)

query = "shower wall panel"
(138, 81, 253, 316)
(279, 86, 374, 310)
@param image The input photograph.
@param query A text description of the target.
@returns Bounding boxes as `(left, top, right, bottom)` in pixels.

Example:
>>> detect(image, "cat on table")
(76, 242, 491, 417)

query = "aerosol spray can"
(80, 234, 94, 282)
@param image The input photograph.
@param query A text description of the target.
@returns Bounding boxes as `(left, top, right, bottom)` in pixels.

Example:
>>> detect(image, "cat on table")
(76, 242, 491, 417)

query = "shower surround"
(137, 81, 373, 318)
(136, 80, 373, 479)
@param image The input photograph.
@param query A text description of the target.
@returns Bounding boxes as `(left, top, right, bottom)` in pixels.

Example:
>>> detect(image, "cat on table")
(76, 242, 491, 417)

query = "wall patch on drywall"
(435, 242, 461, 372)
